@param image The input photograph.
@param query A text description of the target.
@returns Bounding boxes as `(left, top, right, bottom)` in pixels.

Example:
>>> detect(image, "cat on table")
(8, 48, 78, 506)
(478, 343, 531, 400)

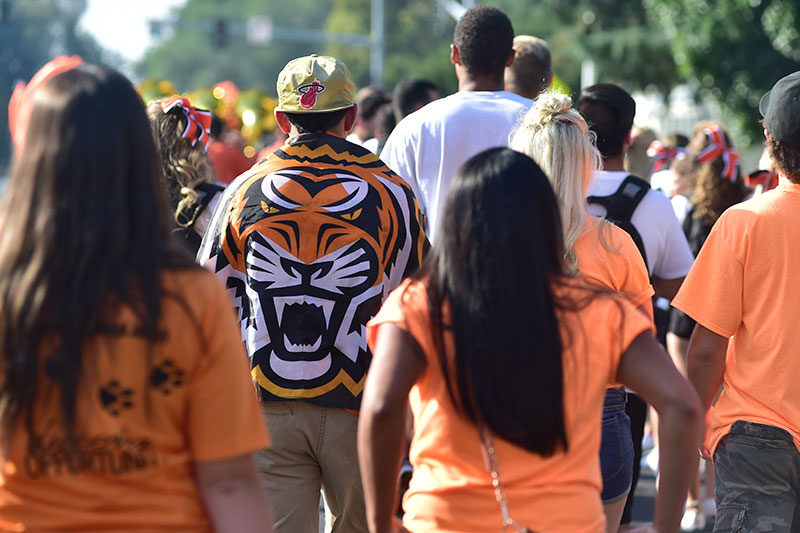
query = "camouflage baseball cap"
(275, 55, 356, 114)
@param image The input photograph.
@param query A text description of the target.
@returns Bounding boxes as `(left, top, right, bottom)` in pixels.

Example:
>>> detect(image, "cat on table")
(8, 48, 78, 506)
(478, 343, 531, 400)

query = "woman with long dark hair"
(358, 148, 701, 533)
(0, 65, 272, 532)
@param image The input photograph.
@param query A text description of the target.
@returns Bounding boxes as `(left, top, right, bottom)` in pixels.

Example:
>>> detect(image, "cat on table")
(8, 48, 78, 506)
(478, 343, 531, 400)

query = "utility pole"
(0, 0, 11, 24)
(369, 0, 384, 86)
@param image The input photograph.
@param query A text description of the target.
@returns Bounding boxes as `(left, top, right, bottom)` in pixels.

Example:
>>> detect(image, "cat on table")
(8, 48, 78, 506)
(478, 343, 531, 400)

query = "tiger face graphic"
(203, 141, 424, 408)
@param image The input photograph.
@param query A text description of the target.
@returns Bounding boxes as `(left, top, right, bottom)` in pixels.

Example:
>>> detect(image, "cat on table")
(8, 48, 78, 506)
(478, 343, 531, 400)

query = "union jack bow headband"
(695, 125, 740, 182)
(647, 141, 688, 172)
(159, 96, 212, 151)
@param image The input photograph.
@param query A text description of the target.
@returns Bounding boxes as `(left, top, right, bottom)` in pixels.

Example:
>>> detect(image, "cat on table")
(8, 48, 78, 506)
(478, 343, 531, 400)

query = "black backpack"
(587, 174, 673, 345)
(586, 175, 651, 270)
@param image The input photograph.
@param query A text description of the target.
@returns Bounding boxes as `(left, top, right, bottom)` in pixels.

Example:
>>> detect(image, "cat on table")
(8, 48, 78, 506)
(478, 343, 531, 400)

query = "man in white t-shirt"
(578, 83, 693, 293)
(578, 82, 694, 531)
(381, 5, 531, 241)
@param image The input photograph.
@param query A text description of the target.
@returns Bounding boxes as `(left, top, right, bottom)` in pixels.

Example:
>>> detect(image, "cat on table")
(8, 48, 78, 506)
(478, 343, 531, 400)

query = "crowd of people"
(1, 4, 799, 533)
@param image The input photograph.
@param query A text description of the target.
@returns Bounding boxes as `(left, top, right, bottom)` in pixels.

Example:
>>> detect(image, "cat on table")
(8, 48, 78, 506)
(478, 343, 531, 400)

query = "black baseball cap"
(759, 71, 800, 151)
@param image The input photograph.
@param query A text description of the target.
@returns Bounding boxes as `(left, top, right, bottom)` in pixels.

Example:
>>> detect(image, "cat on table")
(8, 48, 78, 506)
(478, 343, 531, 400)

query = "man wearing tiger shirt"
(673, 71, 800, 530)
(198, 55, 426, 533)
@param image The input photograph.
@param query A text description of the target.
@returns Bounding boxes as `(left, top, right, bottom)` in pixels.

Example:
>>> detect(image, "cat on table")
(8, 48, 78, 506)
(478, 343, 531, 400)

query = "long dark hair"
(417, 147, 569, 455)
(0, 65, 195, 444)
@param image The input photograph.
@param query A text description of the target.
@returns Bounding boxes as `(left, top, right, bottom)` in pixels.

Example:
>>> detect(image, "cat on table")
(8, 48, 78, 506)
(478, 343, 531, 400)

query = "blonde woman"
(510, 92, 654, 532)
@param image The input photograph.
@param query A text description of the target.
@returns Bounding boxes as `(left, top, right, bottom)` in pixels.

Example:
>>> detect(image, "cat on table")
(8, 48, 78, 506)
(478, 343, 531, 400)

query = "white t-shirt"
(346, 133, 380, 155)
(346, 133, 364, 146)
(381, 90, 532, 241)
(671, 194, 692, 224)
(586, 170, 693, 279)
(649, 169, 676, 196)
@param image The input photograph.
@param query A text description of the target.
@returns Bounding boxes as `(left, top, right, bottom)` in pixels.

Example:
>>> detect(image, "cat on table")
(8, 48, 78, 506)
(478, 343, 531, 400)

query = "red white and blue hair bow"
(647, 141, 688, 172)
(746, 170, 779, 192)
(159, 96, 212, 151)
(695, 125, 740, 182)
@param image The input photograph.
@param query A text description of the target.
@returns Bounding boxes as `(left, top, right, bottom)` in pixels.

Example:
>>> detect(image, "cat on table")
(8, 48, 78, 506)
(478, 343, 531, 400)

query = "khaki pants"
(258, 401, 368, 533)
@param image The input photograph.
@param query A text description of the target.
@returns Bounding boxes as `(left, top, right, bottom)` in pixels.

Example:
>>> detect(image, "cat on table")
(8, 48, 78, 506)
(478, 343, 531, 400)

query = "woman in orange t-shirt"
(358, 148, 701, 533)
(0, 65, 272, 533)
(510, 93, 653, 531)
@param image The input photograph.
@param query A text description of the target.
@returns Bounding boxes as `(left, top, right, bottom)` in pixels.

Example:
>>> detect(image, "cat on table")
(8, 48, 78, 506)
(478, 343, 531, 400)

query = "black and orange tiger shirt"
(198, 133, 427, 410)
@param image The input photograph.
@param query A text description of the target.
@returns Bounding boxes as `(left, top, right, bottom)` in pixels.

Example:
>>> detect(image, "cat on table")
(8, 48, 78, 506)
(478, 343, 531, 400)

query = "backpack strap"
(587, 175, 651, 270)
(175, 182, 225, 229)
(173, 182, 226, 255)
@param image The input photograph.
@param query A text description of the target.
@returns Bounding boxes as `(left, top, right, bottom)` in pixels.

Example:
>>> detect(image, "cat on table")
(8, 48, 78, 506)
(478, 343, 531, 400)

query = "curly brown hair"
(767, 135, 800, 183)
(686, 121, 749, 224)
(146, 100, 215, 226)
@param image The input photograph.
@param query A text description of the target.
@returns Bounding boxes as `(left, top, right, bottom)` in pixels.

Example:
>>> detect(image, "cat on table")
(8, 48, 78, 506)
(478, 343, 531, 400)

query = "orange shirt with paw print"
(0, 269, 269, 532)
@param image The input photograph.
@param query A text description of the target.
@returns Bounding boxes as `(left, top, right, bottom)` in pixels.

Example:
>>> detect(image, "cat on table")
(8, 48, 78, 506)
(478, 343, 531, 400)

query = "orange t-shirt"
(574, 216, 654, 317)
(367, 280, 652, 533)
(0, 269, 270, 533)
(673, 181, 800, 454)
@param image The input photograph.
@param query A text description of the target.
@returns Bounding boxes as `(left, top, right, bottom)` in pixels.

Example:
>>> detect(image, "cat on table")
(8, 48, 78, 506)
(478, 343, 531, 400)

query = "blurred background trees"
(0, 0, 114, 171)
(645, 0, 800, 145)
(136, 0, 684, 98)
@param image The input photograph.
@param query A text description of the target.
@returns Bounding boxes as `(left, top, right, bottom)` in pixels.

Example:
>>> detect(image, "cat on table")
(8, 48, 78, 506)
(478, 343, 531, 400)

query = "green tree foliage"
(138, 0, 800, 148)
(140, 0, 459, 96)
(498, 0, 680, 96)
(644, 0, 800, 144)
(138, 0, 683, 101)
(139, 0, 330, 93)
(325, 0, 456, 93)
(324, 0, 682, 98)
(0, 0, 109, 173)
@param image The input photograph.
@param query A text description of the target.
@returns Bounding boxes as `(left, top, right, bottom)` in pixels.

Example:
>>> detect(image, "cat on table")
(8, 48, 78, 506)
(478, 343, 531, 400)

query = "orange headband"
(159, 96, 212, 151)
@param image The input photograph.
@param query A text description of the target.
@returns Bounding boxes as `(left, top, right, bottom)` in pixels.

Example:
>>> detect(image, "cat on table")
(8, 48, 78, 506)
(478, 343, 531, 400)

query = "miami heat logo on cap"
(298, 78, 326, 110)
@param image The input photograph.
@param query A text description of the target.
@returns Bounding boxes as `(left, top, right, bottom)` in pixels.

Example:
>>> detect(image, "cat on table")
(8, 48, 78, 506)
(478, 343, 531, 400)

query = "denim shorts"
(600, 387, 634, 503)
(713, 420, 800, 532)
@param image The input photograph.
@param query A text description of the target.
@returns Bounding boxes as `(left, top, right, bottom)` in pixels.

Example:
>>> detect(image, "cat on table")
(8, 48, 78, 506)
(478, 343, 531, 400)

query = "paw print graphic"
(98, 380, 135, 416)
(150, 360, 185, 395)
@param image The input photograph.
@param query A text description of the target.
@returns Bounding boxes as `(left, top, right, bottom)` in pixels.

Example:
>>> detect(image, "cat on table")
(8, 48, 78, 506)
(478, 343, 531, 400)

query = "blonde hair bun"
(531, 92, 573, 124)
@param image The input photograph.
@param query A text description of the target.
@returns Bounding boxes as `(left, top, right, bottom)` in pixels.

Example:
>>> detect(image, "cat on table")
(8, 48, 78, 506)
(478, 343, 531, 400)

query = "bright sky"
(78, 0, 187, 66)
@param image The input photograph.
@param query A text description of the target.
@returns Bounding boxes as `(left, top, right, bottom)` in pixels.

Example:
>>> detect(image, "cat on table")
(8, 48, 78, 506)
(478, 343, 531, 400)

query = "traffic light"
(0, 0, 11, 24)
(214, 19, 228, 48)
(149, 20, 163, 39)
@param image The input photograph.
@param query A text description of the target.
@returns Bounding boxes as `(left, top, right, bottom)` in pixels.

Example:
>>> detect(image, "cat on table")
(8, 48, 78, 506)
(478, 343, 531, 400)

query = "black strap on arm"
(174, 182, 226, 255)
(586, 175, 651, 270)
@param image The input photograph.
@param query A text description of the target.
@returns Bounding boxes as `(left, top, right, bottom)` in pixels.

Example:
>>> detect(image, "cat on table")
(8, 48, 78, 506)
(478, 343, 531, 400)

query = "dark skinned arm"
(358, 323, 426, 533)
(617, 332, 702, 533)
(686, 324, 728, 458)
(651, 275, 685, 301)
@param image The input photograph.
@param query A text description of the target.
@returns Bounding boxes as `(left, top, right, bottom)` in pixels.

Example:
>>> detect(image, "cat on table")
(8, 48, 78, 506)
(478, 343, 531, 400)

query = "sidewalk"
(630, 467, 714, 532)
